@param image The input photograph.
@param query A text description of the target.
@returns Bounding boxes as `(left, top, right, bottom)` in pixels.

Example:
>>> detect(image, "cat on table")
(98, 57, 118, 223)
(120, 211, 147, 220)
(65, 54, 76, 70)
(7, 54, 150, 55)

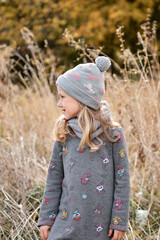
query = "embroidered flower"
(114, 199, 123, 210)
(81, 173, 91, 184)
(72, 209, 81, 221)
(117, 131, 124, 143)
(118, 167, 124, 177)
(49, 212, 56, 221)
(83, 83, 95, 94)
(95, 223, 104, 236)
(119, 149, 126, 157)
(112, 216, 122, 225)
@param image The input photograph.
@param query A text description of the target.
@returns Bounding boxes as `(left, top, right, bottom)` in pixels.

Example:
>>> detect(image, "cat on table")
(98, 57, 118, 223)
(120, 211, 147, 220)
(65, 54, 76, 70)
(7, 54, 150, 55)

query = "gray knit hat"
(56, 56, 111, 110)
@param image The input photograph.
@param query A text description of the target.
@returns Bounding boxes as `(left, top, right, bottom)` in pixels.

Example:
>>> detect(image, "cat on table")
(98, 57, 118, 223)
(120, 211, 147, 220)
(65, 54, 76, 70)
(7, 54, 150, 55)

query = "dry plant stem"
(12, 205, 40, 239)
(0, 187, 40, 239)
(0, 13, 160, 239)
(63, 29, 97, 63)
(106, 72, 159, 239)
(21, 27, 46, 70)
(13, 51, 51, 97)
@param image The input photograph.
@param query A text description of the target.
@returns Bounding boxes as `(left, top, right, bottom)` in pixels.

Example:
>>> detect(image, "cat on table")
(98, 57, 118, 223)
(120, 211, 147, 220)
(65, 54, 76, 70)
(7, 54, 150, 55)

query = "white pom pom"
(95, 56, 111, 72)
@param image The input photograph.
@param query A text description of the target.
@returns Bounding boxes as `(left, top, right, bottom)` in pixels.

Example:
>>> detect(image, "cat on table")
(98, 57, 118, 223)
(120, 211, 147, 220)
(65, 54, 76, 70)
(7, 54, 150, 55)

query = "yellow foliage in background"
(0, 0, 159, 65)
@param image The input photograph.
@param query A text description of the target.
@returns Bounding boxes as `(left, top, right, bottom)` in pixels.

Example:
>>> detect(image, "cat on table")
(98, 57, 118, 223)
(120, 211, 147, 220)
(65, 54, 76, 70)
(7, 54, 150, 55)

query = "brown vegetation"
(0, 17, 160, 239)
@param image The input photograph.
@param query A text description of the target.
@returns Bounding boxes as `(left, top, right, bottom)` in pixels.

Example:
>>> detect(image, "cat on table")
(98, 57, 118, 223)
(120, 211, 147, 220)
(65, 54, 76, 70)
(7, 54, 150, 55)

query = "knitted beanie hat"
(56, 56, 111, 110)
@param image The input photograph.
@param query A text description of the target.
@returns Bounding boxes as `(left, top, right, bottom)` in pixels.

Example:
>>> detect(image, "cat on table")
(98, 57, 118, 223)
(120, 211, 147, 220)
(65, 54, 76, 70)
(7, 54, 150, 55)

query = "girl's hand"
(40, 225, 52, 240)
(108, 228, 125, 240)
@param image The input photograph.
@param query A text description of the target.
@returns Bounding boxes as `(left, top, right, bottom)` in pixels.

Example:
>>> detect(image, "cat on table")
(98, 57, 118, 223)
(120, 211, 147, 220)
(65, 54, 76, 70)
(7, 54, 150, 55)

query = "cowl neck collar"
(67, 101, 112, 139)
(67, 118, 103, 140)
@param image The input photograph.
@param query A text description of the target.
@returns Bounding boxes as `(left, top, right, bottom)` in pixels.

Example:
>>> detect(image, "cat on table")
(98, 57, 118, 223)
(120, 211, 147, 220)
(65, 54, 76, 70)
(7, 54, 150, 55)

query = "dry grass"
(106, 77, 160, 239)
(0, 87, 59, 239)
(0, 13, 160, 239)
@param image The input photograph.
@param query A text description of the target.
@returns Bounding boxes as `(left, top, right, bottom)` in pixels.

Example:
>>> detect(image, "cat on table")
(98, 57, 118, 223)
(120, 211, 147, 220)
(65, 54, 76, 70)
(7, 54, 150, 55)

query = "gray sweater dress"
(37, 118, 130, 240)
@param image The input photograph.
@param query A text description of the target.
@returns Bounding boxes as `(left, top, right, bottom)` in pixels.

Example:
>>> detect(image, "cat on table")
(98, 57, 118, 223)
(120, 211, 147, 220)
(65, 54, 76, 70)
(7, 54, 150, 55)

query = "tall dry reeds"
(0, 11, 160, 239)
(0, 30, 60, 239)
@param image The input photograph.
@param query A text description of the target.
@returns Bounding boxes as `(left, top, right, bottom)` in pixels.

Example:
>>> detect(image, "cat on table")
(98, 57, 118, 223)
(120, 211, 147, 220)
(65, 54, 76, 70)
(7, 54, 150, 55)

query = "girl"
(37, 56, 130, 240)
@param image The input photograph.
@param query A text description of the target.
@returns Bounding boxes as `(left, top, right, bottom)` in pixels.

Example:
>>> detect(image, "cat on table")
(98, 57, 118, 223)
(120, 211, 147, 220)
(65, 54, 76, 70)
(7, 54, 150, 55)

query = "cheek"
(61, 99, 67, 108)
(74, 103, 81, 113)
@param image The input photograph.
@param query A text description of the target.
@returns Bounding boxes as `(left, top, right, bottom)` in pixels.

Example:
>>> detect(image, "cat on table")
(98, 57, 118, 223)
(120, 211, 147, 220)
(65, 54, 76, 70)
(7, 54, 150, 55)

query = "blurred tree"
(0, 0, 159, 68)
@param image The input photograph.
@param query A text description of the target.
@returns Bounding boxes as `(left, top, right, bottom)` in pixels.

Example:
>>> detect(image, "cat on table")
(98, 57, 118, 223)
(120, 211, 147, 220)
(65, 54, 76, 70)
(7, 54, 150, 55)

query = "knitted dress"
(37, 119, 130, 240)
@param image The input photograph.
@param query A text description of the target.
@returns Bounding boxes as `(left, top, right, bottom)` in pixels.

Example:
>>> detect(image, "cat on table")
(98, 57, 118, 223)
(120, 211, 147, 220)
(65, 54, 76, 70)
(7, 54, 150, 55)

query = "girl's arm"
(109, 127, 130, 232)
(37, 140, 64, 227)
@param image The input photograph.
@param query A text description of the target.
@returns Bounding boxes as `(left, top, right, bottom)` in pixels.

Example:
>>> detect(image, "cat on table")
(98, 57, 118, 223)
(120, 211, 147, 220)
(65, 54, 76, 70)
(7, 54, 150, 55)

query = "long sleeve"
(109, 127, 130, 231)
(37, 141, 64, 227)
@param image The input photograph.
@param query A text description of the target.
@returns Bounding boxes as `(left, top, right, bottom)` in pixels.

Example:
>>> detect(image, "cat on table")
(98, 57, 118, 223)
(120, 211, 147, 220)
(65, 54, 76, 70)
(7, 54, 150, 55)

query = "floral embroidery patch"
(63, 146, 68, 155)
(59, 146, 68, 157)
(101, 173, 107, 178)
(117, 131, 124, 143)
(82, 194, 87, 199)
(101, 155, 109, 168)
(72, 209, 81, 221)
(95, 223, 104, 236)
(45, 199, 49, 204)
(71, 132, 76, 137)
(119, 149, 126, 157)
(114, 199, 123, 210)
(81, 173, 91, 184)
(118, 167, 124, 177)
(48, 160, 56, 173)
(59, 151, 63, 158)
(60, 209, 68, 219)
(68, 159, 75, 172)
(62, 225, 72, 236)
(77, 146, 86, 153)
(49, 212, 56, 221)
(96, 181, 105, 194)
(100, 88, 104, 94)
(112, 216, 122, 225)
(83, 83, 95, 94)
(94, 203, 103, 216)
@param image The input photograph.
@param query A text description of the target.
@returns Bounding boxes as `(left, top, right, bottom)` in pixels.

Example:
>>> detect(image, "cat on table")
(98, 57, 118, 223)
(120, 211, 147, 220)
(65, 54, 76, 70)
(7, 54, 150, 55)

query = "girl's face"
(57, 86, 81, 120)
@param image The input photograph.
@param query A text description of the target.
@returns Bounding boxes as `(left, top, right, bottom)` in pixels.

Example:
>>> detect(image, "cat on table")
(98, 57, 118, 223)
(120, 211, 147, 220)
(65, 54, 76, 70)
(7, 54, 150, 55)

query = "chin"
(65, 117, 71, 120)
(63, 115, 69, 120)
(63, 114, 77, 120)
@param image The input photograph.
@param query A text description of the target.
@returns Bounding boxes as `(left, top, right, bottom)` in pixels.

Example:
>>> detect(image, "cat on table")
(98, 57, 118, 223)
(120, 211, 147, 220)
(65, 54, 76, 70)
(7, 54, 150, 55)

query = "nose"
(57, 99, 62, 108)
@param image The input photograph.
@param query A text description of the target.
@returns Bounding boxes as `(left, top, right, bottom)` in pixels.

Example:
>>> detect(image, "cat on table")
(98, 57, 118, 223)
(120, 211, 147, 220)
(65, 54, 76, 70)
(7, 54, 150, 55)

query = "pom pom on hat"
(95, 56, 111, 72)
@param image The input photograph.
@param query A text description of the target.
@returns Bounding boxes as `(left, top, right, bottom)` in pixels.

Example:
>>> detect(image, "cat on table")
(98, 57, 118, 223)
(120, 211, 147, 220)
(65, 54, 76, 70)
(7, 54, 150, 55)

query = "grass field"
(0, 22, 160, 239)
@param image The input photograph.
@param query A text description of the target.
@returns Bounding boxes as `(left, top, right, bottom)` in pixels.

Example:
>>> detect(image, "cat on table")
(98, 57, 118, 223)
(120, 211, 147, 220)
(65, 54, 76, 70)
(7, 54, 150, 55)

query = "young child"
(37, 56, 130, 240)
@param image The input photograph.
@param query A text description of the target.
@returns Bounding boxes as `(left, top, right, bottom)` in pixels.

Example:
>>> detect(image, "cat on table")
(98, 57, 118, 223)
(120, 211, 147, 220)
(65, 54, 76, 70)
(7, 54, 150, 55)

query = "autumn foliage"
(0, 0, 159, 65)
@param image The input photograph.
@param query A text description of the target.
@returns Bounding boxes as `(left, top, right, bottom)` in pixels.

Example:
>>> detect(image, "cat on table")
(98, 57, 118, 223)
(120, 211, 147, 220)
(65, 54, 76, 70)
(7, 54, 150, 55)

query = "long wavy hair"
(53, 101, 120, 152)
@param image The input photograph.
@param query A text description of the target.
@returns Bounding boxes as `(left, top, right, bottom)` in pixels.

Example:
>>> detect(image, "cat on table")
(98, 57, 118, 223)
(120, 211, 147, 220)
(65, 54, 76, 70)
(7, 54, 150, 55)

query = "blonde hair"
(54, 101, 119, 152)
